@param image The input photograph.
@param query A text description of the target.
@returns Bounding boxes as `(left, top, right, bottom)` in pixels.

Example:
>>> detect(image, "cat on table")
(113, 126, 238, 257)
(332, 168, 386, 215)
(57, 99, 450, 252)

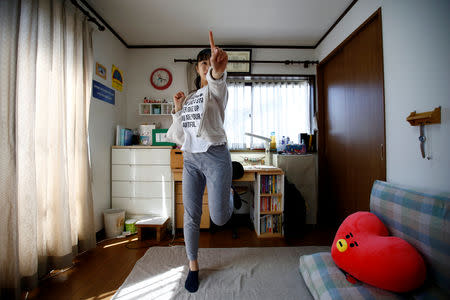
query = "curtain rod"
(174, 59, 319, 67)
(70, 0, 105, 31)
(227, 79, 308, 83)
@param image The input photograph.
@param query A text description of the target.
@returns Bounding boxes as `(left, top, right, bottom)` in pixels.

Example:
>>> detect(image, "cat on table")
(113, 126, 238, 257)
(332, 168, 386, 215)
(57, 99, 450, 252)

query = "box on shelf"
(139, 124, 155, 145)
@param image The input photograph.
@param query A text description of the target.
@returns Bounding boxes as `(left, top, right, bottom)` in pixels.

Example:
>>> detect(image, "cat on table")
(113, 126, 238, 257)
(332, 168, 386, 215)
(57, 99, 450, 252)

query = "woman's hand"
(173, 91, 185, 112)
(209, 31, 228, 79)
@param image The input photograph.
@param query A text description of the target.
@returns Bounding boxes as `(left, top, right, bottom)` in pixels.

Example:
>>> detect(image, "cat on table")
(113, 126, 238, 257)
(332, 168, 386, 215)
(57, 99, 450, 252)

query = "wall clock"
(150, 68, 172, 90)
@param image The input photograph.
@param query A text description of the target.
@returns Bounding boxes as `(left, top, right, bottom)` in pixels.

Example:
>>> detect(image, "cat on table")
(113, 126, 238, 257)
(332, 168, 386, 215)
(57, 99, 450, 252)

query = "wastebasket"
(103, 209, 125, 238)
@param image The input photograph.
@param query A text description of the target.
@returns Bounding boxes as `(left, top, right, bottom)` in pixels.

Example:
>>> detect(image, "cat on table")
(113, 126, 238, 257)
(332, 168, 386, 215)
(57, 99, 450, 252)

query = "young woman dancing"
(167, 31, 232, 293)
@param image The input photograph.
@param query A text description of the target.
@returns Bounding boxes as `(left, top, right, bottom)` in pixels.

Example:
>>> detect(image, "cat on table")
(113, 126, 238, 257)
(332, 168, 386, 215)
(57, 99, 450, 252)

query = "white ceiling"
(84, 0, 354, 47)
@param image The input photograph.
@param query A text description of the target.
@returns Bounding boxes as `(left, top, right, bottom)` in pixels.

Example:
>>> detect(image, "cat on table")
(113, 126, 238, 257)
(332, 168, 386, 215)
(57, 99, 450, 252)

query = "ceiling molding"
(314, 0, 358, 48)
(82, 0, 358, 50)
(128, 44, 315, 49)
(80, 0, 128, 47)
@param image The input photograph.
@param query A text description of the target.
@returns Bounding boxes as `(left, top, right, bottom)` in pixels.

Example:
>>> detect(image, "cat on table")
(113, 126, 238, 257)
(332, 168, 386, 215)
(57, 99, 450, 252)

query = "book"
(123, 128, 133, 146)
(120, 128, 125, 146)
(117, 126, 133, 146)
(116, 125, 123, 146)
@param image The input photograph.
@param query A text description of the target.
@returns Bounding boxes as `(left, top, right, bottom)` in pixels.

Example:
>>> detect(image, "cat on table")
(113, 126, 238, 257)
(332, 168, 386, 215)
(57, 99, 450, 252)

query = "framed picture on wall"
(95, 62, 107, 79)
(225, 49, 252, 75)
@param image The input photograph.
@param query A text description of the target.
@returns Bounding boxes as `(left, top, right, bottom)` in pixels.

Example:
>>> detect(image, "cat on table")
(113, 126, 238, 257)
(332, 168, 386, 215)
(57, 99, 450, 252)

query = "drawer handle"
(174, 152, 182, 155)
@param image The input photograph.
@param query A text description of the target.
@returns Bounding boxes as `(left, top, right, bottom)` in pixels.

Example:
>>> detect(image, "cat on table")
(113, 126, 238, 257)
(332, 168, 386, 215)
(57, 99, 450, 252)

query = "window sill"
(230, 149, 280, 153)
(230, 149, 265, 153)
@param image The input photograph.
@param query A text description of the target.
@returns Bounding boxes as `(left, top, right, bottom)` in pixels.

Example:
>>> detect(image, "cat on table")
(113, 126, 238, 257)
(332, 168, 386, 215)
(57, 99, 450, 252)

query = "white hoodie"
(166, 67, 228, 147)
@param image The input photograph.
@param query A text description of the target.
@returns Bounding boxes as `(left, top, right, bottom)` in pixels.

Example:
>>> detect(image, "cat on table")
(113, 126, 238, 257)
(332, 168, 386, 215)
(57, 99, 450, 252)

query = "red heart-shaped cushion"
(331, 212, 426, 292)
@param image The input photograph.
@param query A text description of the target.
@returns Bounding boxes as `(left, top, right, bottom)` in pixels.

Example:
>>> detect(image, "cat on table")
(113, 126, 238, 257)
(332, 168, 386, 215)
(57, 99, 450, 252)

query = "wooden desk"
(172, 166, 282, 229)
(172, 168, 256, 229)
(171, 168, 256, 182)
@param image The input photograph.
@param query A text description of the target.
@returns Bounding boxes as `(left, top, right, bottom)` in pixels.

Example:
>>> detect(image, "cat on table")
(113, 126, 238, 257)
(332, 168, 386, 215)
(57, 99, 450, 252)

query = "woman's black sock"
(185, 269, 199, 293)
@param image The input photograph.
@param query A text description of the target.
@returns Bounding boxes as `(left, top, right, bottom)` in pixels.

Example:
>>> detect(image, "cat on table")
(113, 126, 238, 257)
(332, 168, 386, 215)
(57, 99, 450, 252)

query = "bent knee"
(210, 212, 231, 226)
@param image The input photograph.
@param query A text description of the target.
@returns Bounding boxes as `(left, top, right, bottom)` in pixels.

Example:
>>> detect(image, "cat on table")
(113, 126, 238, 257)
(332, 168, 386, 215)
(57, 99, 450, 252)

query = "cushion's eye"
(350, 243, 354, 247)
(336, 239, 348, 252)
(346, 234, 350, 239)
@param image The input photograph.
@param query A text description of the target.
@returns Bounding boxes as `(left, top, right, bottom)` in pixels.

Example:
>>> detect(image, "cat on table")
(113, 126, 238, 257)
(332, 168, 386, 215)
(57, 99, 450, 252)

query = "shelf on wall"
(139, 103, 173, 116)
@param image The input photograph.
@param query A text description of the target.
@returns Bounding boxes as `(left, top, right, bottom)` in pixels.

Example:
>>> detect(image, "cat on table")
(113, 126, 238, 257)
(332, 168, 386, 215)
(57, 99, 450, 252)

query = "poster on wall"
(92, 80, 115, 105)
(95, 62, 107, 79)
(111, 64, 124, 91)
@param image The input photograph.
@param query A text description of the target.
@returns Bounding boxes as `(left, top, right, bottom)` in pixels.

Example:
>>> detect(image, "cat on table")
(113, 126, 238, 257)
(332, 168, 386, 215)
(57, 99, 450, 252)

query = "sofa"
(299, 180, 449, 300)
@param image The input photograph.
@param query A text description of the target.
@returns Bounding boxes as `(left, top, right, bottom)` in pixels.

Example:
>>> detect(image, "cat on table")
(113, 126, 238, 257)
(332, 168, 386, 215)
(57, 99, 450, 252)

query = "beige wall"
(317, 0, 450, 191)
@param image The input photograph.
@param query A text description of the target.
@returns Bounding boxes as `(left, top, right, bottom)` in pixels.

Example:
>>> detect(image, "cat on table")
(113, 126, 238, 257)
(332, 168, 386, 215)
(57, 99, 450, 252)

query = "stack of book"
(260, 196, 281, 212)
(260, 214, 282, 234)
(260, 175, 281, 194)
(116, 125, 133, 146)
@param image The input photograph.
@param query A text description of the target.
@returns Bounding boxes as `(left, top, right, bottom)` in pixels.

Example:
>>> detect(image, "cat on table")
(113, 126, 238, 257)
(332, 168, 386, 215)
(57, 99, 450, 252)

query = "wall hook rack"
(406, 106, 441, 159)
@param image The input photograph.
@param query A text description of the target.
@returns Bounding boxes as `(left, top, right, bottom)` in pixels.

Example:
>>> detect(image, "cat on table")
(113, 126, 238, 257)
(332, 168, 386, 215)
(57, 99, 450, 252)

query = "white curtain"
(225, 81, 311, 149)
(252, 81, 311, 148)
(224, 82, 252, 149)
(0, 0, 95, 297)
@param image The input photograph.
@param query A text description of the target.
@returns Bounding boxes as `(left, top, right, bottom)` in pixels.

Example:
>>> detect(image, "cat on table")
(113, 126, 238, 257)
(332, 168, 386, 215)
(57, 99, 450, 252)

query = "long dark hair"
(194, 49, 211, 90)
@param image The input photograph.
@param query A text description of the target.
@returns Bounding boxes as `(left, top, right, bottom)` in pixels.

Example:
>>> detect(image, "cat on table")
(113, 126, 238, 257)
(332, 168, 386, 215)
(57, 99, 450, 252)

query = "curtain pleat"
(16, 0, 39, 288)
(0, 0, 96, 297)
(0, 0, 20, 299)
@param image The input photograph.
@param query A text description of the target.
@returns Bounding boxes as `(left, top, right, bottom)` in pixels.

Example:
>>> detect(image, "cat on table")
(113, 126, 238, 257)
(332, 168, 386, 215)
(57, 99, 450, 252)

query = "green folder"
(152, 129, 176, 146)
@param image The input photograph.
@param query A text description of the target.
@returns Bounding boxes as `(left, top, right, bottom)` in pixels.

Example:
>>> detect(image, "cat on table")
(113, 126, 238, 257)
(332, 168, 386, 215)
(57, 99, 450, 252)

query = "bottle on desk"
(270, 131, 277, 150)
(278, 136, 286, 152)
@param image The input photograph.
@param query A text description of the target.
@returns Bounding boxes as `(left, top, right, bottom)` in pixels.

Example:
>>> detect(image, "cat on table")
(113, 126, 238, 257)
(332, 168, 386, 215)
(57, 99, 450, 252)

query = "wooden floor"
(25, 218, 336, 300)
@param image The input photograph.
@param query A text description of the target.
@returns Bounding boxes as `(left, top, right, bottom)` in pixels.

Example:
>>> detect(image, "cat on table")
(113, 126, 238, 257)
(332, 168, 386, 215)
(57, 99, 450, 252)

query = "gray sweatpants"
(183, 144, 233, 261)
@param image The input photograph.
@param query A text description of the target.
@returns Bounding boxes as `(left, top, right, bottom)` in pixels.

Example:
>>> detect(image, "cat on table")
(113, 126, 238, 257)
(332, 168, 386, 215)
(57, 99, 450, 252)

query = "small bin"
(103, 209, 125, 238)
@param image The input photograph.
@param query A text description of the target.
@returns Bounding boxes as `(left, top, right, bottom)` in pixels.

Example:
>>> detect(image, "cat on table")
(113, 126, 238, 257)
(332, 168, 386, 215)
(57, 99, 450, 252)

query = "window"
(224, 77, 314, 150)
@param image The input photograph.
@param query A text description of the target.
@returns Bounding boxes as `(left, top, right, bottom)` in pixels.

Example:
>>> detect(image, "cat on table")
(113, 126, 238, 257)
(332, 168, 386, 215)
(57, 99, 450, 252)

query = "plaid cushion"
(411, 281, 450, 300)
(370, 180, 450, 296)
(299, 252, 404, 300)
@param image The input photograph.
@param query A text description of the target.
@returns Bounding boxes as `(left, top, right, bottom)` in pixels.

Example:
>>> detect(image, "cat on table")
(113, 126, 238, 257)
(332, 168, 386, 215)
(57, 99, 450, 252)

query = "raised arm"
(209, 31, 228, 80)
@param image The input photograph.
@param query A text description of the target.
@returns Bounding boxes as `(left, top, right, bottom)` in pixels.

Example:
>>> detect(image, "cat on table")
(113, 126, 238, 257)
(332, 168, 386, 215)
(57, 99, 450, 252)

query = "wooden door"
(318, 9, 386, 224)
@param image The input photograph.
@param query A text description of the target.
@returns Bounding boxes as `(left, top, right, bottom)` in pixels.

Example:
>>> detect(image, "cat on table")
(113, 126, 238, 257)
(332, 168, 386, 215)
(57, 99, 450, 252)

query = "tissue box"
(285, 144, 306, 154)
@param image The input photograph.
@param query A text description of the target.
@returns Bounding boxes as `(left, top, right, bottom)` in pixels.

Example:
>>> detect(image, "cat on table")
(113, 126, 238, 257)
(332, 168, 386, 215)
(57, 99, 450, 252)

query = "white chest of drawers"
(111, 146, 173, 229)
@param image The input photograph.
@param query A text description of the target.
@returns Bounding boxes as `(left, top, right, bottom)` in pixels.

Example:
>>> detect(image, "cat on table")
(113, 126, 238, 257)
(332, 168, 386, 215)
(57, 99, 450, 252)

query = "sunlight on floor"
(113, 266, 184, 300)
(103, 238, 138, 249)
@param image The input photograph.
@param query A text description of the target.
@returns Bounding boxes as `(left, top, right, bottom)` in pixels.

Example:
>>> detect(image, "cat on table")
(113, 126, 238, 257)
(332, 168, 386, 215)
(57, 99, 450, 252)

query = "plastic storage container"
(103, 209, 125, 238)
